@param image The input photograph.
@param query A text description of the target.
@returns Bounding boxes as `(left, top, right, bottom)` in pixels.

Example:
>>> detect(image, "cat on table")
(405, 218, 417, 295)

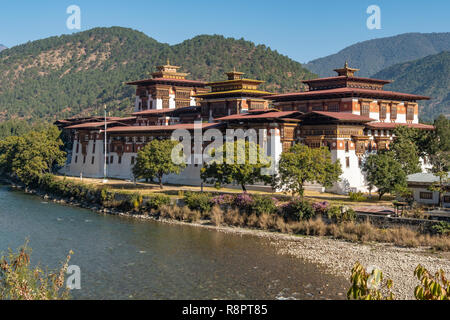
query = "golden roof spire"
(334, 61, 359, 77)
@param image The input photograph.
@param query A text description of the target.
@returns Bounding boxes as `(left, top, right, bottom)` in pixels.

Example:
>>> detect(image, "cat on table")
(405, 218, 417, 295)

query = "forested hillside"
(306, 32, 450, 77)
(0, 27, 315, 123)
(374, 51, 450, 121)
(0, 44, 6, 52)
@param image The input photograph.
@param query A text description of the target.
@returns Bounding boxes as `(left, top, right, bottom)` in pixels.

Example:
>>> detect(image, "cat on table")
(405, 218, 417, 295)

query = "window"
(118, 156, 122, 164)
(390, 105, 397, 120)
(83, 156, 86, 164)
(92, 143, 96, 153)
(110, 156, 114, 164)
(380, 104, 387, 120)
(131, 156, 135, 165)
(406, 106, 414, 121)
(327, 103, 339, 112)
(74, 156, 78, 164)
(76, 143, 79, 154)
(345, 141, 349, 153)
(444, 196, 450, 203)
(346, 157, 350, 168)
(91, 156, 95, 165)
(358, 157, 362, 168)
(419, 192, 433, 200)
(361, 103, 370, 117)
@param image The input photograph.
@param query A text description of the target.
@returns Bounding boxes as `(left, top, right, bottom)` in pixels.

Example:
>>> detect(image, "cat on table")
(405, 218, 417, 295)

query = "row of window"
(73, 156, 136, 165)
(419, 192, 450, 203)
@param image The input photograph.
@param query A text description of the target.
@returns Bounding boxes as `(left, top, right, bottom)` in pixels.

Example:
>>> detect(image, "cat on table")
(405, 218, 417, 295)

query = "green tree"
(201, 140, 271, 192)
(0, 126, 66, 184)
(132, 139, 186, 189)
(274, 144, 342, 198)
(362, 151, 407, 200)
(391, 127, 421, 175)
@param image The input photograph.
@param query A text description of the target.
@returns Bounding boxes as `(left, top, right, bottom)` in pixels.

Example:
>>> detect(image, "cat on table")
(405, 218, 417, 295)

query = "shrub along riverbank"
(7, 173, 450, 251)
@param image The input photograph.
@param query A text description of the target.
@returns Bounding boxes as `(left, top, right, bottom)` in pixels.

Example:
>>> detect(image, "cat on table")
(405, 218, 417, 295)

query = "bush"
(210, 194, 235, 207)
(184, 192, 212, 213)
(233, 193, 254, 213)
(0, 242, 72, 300)
(250, 195, 277, 216)
(432, 221, 450, 235)
(146, 194, 171, 210)
(349, 191, 366, 202)
(312, 201, 330, 215)
(327, 205, 356, 223)
(282, 198, 315, 221)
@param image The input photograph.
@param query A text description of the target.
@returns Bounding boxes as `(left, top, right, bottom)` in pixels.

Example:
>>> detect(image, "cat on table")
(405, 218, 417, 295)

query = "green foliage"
(432, 221, 450, 235)
(275, 144, 342, 198)
(0, 27, 315, 122)
(201, 140, 271, 192)
(414, 265, 450, 300)
(145, 194, 171, 210)
(327, 206, 356, 223)
(282, 198, 316, 221)
(391, 126, 422, 175)
(132, 139, 186, 189)
(0, 126, 66, 184)
(347, 262, 394, 300)
(183, 192, 212, 213)
(362, 151, 407, 200)
(250, 195, 277, 216)
(0, 242, 72, 300)
(348, 263, 450, 300)
(348, 191, 366, 202)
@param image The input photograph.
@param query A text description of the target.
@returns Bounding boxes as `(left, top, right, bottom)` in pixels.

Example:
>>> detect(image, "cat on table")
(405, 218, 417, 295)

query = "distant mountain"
(373, 51, 450, 121)
(0, 44, 7, 52)
(306, 32, 450, 77)
(0, 27, 316, 122)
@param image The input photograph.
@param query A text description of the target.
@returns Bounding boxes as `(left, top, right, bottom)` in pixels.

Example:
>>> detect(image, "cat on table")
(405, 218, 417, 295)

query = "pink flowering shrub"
(312, 201, 330, 215)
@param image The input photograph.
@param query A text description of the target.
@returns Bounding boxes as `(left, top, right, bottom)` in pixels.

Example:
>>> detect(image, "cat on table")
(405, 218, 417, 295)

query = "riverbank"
(9, 181, 450, 300)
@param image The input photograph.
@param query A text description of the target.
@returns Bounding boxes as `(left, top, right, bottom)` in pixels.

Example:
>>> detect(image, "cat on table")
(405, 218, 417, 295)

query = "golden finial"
(345, 61, 349, 68)
(167, 58, 170, 65)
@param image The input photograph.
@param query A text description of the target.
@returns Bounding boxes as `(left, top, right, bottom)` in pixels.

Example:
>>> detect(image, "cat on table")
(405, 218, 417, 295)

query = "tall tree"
(132, 139, 186, 189)
(362, 151, 407, 200)
(274, 144, 342, 198)
(201, 140, 271, 192)
(391, 127, 422, 175)
(0, 126, 66, 184)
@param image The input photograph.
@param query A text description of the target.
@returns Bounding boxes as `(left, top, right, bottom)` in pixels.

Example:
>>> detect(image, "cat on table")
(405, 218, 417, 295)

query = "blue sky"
(0, 0, 449, 63)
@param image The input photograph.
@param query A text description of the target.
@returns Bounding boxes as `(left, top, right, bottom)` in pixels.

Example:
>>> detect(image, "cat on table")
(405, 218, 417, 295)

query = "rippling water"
(0, 185, 348, 299)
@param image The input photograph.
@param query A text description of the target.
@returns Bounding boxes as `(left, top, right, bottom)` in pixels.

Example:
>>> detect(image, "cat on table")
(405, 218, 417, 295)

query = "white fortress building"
(57, 62, 434, 194)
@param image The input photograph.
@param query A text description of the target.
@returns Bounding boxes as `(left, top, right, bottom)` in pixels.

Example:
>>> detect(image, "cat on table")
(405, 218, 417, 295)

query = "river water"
(0, 185, 348, 300)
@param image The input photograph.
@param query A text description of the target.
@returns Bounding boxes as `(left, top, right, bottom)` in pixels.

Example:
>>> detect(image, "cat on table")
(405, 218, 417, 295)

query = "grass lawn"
(56, 175, 394, 208)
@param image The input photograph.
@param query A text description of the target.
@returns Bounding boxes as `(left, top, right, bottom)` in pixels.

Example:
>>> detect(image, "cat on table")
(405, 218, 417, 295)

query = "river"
(0, 185, 348, 300)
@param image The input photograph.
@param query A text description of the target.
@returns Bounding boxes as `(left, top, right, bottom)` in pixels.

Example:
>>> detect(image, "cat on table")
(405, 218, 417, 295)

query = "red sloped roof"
(126, 78, 206, 86)
(106, 122, 222, 133)
(302, 76, 391, 85)
(216, 111, 301, 121)
(65, 121, 118, 129)
(268, 87, 430, 101)
(132, 109, 175, 116)
(304, 111, 375, 122)
(366, 122, 435, 130)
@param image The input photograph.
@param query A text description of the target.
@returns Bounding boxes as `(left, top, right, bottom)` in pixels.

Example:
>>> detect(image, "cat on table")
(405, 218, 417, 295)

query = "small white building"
(407, 172, 450, 208)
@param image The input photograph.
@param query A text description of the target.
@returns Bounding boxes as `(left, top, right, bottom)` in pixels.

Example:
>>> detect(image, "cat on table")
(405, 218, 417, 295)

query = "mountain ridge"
(0, 27, 316, 122)
(306, 32, 450, 77)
